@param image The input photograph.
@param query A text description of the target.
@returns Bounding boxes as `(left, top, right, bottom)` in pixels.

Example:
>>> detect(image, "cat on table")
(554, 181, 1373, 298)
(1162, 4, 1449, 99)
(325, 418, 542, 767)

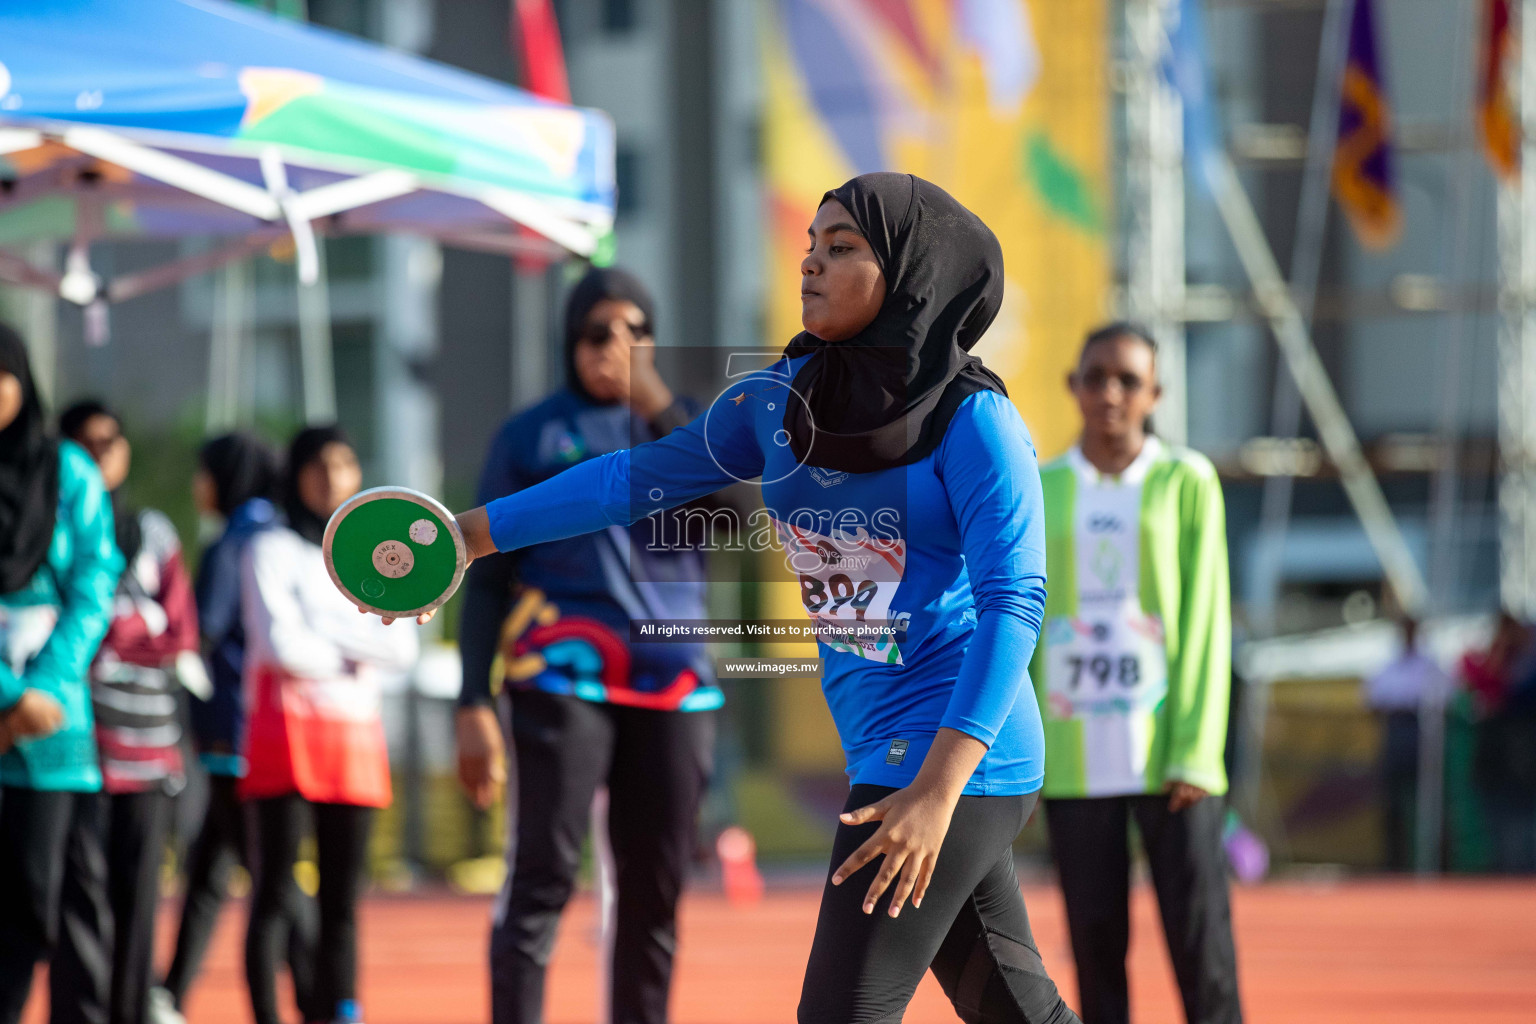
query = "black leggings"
(798, 786, 1080, 1024)
(163, 775, 316, 1011)
(245, 796, 373, 1024)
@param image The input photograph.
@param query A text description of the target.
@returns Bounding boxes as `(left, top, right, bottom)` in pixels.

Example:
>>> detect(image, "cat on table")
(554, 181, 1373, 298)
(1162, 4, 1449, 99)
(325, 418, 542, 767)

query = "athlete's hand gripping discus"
(323, 487, 468, 619)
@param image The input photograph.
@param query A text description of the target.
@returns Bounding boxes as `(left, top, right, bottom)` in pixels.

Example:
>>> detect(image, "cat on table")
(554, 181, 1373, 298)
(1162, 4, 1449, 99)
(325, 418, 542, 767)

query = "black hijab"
(0, 324, 60, 595)
(284, 425, 350, 546)
(59, 399, 142, 565)
(199, 432, 278, 518)
(562, 266, 656, 406)
(782, 173, 1007, 473)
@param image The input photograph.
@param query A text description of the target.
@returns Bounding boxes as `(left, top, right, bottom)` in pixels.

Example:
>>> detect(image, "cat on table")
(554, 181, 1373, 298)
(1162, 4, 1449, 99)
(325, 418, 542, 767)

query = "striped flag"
(1332, 0, 1400, 249)
(1479, 0, 1518, 181)
(511, 0, 571, 102)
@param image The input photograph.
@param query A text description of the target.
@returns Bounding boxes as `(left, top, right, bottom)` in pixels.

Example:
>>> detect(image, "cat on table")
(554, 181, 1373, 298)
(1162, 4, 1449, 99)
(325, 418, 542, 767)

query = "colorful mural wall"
(762, 0, 1111, 458)
(760, 0, 1113, 769)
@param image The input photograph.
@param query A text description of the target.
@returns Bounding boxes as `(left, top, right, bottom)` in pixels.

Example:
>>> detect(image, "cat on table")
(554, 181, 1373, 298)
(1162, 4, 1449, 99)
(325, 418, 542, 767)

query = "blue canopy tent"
(0, 0, 615, 308)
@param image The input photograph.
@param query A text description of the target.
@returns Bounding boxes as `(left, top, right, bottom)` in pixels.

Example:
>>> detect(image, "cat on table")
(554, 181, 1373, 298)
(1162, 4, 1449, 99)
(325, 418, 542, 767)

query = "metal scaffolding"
(1124, 0, 1189, 447)
(1497, 0, 1536, 618)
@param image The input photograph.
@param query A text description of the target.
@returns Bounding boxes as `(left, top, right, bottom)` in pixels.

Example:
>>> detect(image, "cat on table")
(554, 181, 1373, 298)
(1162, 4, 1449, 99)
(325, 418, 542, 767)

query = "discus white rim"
(322, 486, 468, 619)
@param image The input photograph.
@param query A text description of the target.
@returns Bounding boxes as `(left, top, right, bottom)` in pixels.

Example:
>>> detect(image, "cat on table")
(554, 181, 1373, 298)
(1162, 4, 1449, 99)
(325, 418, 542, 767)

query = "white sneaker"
(147, 988, 185, 1024)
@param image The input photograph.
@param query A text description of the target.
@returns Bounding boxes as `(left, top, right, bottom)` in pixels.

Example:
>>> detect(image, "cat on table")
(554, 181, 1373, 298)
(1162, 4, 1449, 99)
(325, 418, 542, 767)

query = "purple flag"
(1333, 0, 1400, 249)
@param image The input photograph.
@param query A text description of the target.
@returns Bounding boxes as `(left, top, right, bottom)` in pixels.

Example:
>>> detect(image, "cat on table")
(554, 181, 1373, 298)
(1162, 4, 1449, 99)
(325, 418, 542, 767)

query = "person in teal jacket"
(0, 323, 123, 1024)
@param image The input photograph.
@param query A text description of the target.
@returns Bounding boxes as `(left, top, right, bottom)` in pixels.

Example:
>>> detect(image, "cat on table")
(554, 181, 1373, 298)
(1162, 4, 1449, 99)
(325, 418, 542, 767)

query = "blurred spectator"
(52, 400, 201, 1024)
(240, 425, 418, 1024)
(1364, 617, 1451, 871)
(0, 325, 122, 1024)
(457, 267, 722, 1024)
(1463, 613, 1536, 872)
(156, 433, 316, 1024)
(1033, 323, 1242, 1024)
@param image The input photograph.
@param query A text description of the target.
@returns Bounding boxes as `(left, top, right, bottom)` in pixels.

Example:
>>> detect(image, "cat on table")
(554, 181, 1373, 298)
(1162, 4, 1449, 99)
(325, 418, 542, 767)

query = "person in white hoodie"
(239, 425, 418, 1024)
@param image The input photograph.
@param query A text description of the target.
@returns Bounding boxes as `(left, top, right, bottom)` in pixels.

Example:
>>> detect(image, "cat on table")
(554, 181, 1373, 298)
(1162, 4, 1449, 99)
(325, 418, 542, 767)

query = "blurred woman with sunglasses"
(456, 267, 721, 1024)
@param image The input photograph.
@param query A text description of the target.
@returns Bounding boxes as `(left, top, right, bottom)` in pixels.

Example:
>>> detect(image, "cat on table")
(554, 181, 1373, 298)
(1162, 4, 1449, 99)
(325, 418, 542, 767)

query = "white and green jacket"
(1028, 437, 1231, 798)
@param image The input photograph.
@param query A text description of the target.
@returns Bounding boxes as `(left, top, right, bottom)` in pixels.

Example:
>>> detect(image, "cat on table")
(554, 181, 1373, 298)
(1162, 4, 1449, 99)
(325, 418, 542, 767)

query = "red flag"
(1479, 0, 1518, 181)
(511, 0, 571, 103)
(509, 0, 571, 271)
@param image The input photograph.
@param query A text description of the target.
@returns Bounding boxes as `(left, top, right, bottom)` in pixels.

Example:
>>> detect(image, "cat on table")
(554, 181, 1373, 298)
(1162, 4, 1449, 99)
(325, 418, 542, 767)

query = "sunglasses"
(579, 319, 652, 346)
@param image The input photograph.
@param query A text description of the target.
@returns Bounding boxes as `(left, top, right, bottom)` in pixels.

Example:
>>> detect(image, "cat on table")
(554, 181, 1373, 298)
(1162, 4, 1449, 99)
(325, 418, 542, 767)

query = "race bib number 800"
(1044, 611, 1167, 720)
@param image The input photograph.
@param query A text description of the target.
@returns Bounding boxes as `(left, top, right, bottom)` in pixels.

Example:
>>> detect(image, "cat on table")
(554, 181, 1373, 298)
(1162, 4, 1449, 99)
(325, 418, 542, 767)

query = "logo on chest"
(807, 466, 850, 489)
(1087, 513, 1124, 533)
(537, 422, 589, 466)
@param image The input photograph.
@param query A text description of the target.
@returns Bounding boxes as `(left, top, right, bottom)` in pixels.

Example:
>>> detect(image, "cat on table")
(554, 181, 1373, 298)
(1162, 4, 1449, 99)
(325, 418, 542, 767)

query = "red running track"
(20, 879, 1536, 1023)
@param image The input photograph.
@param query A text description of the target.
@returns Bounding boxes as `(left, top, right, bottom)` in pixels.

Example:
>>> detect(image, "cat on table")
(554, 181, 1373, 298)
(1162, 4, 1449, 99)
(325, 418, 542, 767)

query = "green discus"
(322, 487, 467, 618)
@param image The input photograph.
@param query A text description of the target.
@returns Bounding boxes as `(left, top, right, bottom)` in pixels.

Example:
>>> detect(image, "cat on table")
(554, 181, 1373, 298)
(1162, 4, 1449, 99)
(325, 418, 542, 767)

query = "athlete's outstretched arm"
(384, 383, 765, 624)
(481, 382, 763, 550)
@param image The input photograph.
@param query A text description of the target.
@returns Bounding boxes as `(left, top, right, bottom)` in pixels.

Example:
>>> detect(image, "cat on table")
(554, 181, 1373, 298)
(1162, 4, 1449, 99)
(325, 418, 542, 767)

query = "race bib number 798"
(1044, 611, 1168, 720)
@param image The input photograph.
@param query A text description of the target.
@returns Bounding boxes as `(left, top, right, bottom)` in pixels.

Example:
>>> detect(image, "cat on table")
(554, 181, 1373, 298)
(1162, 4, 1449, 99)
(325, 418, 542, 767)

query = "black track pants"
(798, 785, 1081, 1024)
(1044, 795, 1242, 1024)
(490, 689, 713, 1024)
(0, 788, 87, 1024)
(52, 789, 174, 1024)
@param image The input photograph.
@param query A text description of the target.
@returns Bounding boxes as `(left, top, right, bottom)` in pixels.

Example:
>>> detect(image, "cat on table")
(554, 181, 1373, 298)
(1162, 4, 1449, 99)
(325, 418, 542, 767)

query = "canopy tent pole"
(22, 241, 57, 408)
(206, 256, 251, 432)
(0, 128, 43, 155)
(68, 191, 110, 344)
(262, 144, 337, 424)
(0, 249, 63, 294)
(63, 127, 282, 221)
(297, 240, 336, 424)
(107, 234, 281, 304)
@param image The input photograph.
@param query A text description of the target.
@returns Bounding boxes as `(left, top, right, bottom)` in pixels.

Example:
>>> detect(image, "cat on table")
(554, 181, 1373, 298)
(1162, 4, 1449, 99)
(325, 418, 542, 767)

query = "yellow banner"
(762, 0, 1110, 458)
(760, 0, 1112, 767)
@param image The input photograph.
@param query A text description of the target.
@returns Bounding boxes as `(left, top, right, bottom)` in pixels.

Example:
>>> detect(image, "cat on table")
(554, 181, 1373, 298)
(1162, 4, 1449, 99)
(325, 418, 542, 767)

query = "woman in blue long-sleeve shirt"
(379, 174, 1080, 1024)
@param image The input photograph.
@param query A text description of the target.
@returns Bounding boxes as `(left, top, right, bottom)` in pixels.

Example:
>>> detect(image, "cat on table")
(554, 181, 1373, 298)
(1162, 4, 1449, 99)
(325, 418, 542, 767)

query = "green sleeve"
(22, 447, 123, 698)
(1163, 464, 1232, 793)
